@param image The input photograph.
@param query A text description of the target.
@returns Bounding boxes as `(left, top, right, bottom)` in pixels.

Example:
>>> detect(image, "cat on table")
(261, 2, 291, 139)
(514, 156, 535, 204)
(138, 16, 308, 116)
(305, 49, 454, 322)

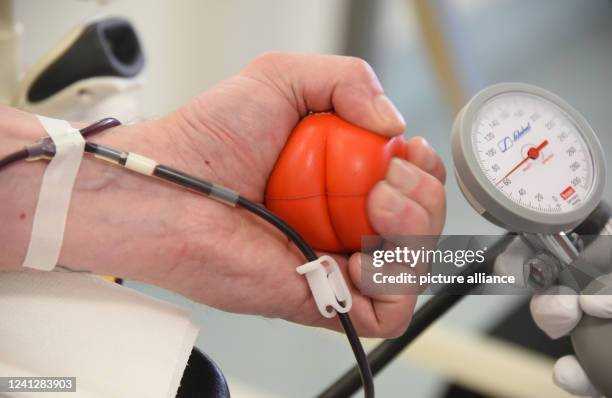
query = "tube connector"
(296, 255, 352, 318)
(26, 137, 56, 160)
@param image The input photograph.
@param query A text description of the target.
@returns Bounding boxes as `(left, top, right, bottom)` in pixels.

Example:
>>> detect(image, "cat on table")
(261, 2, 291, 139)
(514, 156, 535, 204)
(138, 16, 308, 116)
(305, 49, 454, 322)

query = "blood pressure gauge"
(453, 83, 612, 397)
(452, 83, 606, 234)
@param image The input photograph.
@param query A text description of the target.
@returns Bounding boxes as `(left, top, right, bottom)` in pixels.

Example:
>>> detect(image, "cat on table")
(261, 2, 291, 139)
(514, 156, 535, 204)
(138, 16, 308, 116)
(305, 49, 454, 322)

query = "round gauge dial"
(472, 92, 594, 214)
(452, 83, 606, 233)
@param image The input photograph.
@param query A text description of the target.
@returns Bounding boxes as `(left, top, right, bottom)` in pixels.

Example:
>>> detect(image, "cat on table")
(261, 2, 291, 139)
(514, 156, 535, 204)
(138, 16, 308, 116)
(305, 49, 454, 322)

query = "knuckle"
(367, 181, 391, 210)
(252, 51, 285, 64)
(345, 56, 375, 78)
(245, 51, 292, 73)
(369, 180, 388, 200)
(379, 203, 430, 236)
(401, 205, 431, 234)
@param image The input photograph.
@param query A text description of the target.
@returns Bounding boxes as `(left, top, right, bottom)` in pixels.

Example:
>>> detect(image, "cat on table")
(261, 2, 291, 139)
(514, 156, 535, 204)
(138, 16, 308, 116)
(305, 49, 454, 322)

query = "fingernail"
(373, 94, 405, 130)
(386, 158, 418, 194)
(378, 182, 408, 214)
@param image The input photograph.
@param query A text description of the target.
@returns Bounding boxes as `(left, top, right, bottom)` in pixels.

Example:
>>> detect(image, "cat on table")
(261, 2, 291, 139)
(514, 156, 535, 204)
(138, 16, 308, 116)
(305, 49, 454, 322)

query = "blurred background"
(10, 0, 612, 396)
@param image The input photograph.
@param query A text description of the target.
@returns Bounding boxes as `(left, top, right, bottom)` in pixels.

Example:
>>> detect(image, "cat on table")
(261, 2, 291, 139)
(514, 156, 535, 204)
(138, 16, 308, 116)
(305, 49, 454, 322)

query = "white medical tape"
(22, 116, 85, 271)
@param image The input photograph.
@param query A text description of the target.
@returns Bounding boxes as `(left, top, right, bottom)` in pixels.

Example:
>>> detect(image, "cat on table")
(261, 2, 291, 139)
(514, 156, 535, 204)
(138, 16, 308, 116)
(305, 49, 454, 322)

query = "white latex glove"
(495, 237, 612, 397)
(531, 275, 612, 398)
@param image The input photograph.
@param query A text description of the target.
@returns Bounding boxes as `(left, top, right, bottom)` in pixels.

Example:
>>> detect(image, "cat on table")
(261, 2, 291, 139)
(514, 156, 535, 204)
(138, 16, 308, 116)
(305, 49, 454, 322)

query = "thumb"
(241, 52, 405, 136)
(530, 285, 582, 339)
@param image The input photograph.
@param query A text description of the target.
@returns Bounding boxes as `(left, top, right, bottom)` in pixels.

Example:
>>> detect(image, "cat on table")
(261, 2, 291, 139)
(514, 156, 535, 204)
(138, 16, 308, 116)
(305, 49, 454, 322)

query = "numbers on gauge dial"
(472, 93, 594, 214)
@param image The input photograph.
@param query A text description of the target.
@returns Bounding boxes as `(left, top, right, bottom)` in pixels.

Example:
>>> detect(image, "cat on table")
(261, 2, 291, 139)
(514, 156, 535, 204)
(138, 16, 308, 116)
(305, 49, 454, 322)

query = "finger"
(580, 294, 612, 318)
(304, 253, 416, 338)
(553, 355, 602, 397)
(530, 286, 582, 339)
(368, 158, 446, 236)
(350, 252, 420, 300)
(405, 136, 446, 183)
(368, 180, 430, 239)
(385, 159, 446, 232)
(241, 52, 405, 136)
(346, 252, 417, 338)
(579, 274, 612, 318)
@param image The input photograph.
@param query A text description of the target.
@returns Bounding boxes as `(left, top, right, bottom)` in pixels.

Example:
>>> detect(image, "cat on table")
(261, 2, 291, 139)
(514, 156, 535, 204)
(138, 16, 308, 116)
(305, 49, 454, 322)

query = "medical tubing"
(318, 234, 515, 398)
(319, 201, 612, 398)
(0, 148, 28, 171)
(2, 117, 375, 398)
(0, 118, 120, 171)
(79, 118, 121, 138)
(236, 197, 375, 398)
(133, 161, 375, 398)
(149, 167, 375, 398)
(6, 117, 612, 398)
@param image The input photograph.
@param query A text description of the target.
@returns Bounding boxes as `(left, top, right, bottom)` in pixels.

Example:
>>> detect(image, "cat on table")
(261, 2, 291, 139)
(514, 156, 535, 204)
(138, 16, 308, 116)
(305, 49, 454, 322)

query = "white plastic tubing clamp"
(21, 116, 85, 271)
(296, 255, 353, 318)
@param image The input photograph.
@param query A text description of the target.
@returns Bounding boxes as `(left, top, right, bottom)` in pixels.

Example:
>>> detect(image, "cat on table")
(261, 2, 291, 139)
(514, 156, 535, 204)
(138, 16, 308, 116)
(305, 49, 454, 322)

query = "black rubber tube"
(318, 234, 514, 398)
(236, 197, 375, 398)
(319, 202, 612, 398)
(0, 149, 28, 172)
(0, 118, 120, 173)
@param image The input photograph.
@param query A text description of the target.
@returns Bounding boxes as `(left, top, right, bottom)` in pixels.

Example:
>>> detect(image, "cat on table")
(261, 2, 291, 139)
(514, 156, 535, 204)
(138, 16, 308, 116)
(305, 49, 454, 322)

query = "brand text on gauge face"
(498, 122, 532, 153)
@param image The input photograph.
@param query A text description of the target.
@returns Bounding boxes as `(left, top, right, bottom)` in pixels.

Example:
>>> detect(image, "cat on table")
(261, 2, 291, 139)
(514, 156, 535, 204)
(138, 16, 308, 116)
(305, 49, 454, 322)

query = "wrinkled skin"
(0, 53, 446, 337)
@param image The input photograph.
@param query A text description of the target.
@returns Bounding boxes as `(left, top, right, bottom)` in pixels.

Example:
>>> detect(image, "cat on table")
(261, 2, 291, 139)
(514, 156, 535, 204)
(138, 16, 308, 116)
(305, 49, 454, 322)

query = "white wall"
(15, 0, 349, 118)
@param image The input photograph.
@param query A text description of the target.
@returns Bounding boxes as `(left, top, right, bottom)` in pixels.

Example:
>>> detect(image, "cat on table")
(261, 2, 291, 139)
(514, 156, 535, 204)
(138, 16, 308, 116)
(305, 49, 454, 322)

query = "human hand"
(495, 236, 612, 397)
(1, 53, 447, 337)
(530, 274, 612, 397)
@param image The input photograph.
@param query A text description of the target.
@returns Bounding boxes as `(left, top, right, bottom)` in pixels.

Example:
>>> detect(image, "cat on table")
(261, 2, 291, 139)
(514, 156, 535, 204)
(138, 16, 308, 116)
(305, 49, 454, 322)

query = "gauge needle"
(495, 140, 549, 186)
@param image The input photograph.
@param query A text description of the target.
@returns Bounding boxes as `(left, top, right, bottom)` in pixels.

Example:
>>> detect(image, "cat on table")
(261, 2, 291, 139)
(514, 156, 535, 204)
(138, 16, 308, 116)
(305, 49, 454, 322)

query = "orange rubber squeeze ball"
(265, 113, 409, 253)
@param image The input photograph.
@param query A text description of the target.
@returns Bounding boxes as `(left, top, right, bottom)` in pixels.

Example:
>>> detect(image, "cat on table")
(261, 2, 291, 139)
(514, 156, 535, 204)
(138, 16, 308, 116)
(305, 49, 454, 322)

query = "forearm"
(0, 106, 53, 270)
(0, 106, 191, 276)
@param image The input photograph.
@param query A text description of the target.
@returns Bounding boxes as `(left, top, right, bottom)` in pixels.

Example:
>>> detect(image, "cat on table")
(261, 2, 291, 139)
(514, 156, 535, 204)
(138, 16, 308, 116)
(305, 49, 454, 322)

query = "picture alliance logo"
(371, 247, 486, 268)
